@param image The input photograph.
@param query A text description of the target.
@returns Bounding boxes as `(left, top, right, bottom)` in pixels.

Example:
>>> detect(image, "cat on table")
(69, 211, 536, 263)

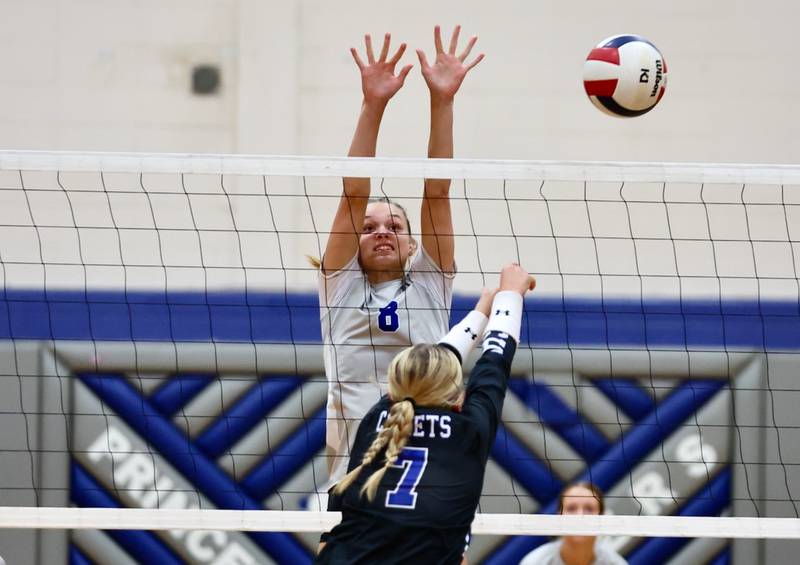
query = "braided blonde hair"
(334, 343, 463, 501)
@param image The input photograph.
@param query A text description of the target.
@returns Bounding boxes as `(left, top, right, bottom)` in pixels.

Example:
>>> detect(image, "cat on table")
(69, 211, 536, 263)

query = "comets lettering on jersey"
(377, 410, 452, 439)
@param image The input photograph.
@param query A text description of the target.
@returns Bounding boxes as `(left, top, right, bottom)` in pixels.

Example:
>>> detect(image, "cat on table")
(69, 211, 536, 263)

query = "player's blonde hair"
(333, 343, 463, 501)
(307, 198, 415, 269)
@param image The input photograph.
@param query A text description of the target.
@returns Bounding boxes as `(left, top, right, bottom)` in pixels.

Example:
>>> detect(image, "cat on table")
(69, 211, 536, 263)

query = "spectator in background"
(519, 482, 628, 565)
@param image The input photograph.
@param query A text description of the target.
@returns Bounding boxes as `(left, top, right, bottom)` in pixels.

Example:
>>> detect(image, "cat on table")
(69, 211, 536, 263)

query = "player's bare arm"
(323, 33, 413, 274)
(418, 25, 484, 273)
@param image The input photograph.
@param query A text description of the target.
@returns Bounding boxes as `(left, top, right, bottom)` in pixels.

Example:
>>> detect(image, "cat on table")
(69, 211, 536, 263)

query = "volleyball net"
(0, 151, 799, 564)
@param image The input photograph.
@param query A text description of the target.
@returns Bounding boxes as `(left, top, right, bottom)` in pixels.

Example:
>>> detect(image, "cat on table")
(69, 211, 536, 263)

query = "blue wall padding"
(491, 424, 564, 503)
(241, 406, 326, 501)
(77, 373, 311, 564)
(508, 379, 610, 462)
(592, 378, 655, 421)
(576, 380, 724, 491)
(69, 545, 95, 565)
(1, 290, 798, 349)
(0, 289, 320, 342)
(196, 376, 304, 459)
(71, 462, 184, 565)
(627, 468, 731, 564)
(707, 547, 731, 565)
(149, 373, 214, 417)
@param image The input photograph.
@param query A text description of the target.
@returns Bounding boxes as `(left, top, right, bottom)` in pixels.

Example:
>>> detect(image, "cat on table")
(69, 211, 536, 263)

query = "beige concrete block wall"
(0, 0, 797, 294)
(1, 0, 797, 160)
(0, 0, 239, 152)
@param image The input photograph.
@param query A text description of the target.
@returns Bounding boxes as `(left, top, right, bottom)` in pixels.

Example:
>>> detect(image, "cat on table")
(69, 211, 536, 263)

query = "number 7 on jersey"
(385, 447, 429, 509)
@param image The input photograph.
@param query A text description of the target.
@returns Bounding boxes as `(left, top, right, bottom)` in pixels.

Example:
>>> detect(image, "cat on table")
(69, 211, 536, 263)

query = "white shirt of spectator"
(519, 539, 628, 565)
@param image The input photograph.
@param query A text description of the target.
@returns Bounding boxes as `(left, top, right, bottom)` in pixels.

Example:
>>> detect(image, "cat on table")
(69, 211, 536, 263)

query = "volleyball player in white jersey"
(317, 26, 484, 489)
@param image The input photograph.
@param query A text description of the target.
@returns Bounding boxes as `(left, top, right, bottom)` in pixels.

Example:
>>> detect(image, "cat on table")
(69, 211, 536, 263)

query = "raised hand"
(499, 263, 537, 296)
(475, 287, 500, 317)
(351, 33, 413, 106)
(417, 25, 484, 104)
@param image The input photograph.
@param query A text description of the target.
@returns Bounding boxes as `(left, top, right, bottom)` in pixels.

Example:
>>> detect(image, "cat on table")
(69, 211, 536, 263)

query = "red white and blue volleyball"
(583, 34, 667, 117)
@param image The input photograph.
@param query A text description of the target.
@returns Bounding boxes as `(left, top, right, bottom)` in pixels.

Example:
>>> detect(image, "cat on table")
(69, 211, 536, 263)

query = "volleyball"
(583, 34, 667, 117)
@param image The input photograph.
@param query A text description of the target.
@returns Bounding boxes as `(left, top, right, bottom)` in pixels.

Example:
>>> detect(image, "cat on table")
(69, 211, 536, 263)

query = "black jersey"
(317, 331, 516, 565)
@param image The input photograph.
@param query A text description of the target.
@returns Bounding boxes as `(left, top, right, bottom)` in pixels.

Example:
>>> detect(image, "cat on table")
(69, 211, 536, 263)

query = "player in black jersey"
(317, 263, 536, 565)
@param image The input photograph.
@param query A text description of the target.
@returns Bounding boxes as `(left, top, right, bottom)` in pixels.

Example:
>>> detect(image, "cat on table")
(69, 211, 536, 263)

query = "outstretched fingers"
(433, 24, 444, 54)
(465, 52, 485, 71)
(355, 33, 410, 74)
(388, 42, 407, 67)
(448, 24, 461, 55)
(397, 63, 413, 82)
(378, 32, 391, 63)
(416, 48, 430, 70)
(365, 34, 375, 64)
(458, 36, 478, 62)
(350, 47, 365, 70)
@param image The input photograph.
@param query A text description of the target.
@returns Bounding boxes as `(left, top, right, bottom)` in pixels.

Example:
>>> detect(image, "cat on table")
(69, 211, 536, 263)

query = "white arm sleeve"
(438, 310, 488, 364)
(485, 291, 524, 343)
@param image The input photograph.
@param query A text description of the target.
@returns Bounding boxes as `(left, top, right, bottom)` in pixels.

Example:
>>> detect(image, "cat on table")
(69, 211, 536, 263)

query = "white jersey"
(319, 247, 454, 485)
(519, 540, 628, 565)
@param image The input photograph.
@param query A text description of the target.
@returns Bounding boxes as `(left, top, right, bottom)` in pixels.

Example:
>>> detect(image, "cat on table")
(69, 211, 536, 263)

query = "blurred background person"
(520, 482, 627, 565)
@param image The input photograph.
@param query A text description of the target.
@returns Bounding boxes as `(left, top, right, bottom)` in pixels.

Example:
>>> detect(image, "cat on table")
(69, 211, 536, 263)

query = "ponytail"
(307, 255, 322, 269)
(333, 343, 463, 501)
(360, 399, 415, 501)
(333, 399, 415, 502)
